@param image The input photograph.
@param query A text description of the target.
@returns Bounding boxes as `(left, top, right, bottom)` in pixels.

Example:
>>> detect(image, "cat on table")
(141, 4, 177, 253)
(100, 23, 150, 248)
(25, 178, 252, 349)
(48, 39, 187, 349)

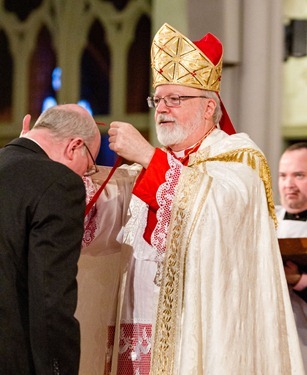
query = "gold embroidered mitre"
(151, 23, 223, 92)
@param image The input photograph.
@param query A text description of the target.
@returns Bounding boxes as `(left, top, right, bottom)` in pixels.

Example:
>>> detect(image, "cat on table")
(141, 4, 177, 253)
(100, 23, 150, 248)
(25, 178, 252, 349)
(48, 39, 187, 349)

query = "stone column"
(238, 0, 283, 195)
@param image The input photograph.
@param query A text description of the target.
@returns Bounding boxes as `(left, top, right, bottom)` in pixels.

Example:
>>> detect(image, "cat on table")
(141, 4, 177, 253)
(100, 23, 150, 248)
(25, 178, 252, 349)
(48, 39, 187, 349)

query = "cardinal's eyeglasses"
(147, 94, 208, 108)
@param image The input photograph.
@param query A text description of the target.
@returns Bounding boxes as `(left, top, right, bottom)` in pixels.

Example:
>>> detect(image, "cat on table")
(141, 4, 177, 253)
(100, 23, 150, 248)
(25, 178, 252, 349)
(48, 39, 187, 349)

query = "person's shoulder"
(39, 159, 83, 188)
(2, 137, 44, 153)
(32, 162, 85, 207)
(205, 129, 262, 156)
(2, 141, 82, 188)
(227, 132, 261, 151)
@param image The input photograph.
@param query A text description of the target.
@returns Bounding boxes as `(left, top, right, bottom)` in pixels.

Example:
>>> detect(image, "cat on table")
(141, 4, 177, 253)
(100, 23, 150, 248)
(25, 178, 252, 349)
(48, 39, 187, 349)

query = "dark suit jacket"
(0, 138, 86, 374)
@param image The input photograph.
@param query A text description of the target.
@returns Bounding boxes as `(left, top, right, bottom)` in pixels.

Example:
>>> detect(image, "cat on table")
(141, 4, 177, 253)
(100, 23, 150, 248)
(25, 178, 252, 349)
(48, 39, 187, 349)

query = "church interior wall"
(0, 0, 306, 195)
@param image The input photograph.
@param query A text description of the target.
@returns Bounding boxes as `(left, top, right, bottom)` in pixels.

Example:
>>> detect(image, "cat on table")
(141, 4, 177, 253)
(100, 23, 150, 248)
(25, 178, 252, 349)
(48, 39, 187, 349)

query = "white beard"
(156, 113, 203, 147)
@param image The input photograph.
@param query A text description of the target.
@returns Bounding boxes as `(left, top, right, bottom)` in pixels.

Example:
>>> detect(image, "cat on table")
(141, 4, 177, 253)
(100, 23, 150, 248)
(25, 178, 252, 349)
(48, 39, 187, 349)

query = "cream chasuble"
(112, 129, 304, 375)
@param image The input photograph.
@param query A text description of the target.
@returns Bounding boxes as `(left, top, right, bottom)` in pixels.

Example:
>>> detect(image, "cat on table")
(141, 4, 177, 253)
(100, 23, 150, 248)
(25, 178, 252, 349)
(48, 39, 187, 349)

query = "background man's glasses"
(83, 143, 99, 176)
(147, 95, 208, 108)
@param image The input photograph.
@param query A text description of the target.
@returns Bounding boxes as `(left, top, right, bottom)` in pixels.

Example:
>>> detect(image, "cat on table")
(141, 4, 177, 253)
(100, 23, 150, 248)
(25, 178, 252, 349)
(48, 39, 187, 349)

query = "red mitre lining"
(193, 32, 223, 66)
(193, 33, 236, 135)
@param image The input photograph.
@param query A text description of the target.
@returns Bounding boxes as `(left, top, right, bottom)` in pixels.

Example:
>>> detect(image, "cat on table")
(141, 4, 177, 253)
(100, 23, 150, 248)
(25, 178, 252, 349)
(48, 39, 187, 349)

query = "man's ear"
(65, 137, 84, 160)
(204, 98, 217, 119)
(20, 114, 31, 137)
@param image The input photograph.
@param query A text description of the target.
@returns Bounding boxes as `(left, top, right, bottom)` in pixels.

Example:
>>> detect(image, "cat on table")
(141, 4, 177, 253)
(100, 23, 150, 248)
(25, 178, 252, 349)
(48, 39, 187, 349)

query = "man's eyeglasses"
(147, 95, 208, 108)
(83, 143, 99, 177)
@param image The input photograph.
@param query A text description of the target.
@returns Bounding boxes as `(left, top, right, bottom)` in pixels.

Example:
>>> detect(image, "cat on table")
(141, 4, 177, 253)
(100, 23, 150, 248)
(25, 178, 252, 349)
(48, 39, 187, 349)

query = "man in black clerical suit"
(276, 142, 307, 373)
(0, 104, 101, 375)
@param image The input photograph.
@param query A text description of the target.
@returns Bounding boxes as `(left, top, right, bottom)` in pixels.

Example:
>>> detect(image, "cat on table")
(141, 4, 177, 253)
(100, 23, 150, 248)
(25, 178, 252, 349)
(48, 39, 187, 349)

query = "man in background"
(276, 142, 307, 373)
(0, 104, 100, 374)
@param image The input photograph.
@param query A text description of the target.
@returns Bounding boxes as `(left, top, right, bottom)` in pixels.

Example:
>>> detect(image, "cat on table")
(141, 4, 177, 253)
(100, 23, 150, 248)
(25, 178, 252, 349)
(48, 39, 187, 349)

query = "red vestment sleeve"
(133, 148, 170, 211)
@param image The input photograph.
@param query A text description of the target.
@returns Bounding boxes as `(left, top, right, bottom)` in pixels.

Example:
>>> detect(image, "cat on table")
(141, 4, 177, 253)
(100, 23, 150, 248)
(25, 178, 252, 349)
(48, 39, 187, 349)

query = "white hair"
(33, 104, 98, 145)
(203, 90, 222, 124)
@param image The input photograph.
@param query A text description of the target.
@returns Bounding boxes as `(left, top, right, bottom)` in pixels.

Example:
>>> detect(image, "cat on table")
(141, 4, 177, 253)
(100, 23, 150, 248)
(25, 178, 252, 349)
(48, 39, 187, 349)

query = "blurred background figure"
(276, 142, 307, 373)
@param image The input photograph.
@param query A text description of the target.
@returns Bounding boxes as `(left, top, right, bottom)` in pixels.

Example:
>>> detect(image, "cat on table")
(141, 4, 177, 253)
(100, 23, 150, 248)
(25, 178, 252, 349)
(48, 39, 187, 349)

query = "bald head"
(24, 104, 101, 177)
(33, 104, 99, 144)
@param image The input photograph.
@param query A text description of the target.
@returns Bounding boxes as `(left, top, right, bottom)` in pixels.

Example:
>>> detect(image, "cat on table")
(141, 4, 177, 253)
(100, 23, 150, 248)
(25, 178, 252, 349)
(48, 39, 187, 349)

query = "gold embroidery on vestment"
(151, 168, 211, 374)
(190, 147, 277, 227)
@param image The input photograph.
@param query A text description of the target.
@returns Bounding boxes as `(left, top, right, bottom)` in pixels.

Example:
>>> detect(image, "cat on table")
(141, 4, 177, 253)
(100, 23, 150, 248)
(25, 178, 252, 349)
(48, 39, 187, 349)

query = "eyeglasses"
(83, 143, 99, 177)
(147, 95, 208, 108)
